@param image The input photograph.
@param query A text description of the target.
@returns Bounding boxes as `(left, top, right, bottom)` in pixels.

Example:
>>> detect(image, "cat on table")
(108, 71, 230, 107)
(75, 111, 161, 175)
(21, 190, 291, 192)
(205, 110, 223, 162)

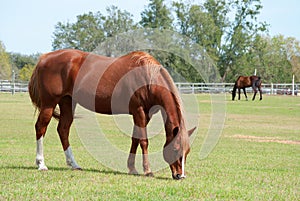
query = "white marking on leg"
(64, 146, 81, 169)
(36, 136, 48, 170)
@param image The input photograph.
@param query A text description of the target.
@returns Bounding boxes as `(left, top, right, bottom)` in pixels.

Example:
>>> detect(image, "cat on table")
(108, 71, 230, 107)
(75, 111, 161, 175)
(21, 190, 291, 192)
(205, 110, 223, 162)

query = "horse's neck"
(160, 93, 183, 135)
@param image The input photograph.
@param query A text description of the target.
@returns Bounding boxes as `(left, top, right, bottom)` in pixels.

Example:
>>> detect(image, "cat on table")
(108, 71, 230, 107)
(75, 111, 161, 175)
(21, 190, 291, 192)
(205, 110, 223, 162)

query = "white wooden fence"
(0, 80, 299, 96)
(0, 80, 28, 94)
(175, 83, 299, 96)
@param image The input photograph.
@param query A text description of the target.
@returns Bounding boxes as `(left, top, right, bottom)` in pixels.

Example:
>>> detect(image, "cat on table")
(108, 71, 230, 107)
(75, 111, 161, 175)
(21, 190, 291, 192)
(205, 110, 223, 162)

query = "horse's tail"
(28, 64, 41, 116)
(28, 57, 60, 119)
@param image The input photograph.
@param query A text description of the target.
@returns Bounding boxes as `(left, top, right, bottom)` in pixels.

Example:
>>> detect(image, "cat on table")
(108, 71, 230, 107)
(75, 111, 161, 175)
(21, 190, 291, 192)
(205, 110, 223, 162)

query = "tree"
(140, 0, 173, 30)
(103, 6, 136, 37)
(173, 0, 268, 82)
(173, 2, 224, 62)
(0, 41, 12, 80)
(9, 52, 38, 69)
(139, 1, 193, 81)
(97, 6, 137, 56)
(18, 63, 35, 81)
(52, 6, 136, 53)
(207, 0, 268, 81)
(285, 37, 300, 82)
(251, 35, 299, 83)
(52, 12, 105, 52)
(8, 52, 39, 80)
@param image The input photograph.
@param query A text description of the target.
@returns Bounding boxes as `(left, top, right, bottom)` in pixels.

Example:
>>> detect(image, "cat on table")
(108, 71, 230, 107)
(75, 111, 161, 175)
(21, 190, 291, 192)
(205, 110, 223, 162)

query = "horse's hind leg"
(57, 96, 81, 170)
(252, 87, 258, 101)
(35, 106, 55, 170)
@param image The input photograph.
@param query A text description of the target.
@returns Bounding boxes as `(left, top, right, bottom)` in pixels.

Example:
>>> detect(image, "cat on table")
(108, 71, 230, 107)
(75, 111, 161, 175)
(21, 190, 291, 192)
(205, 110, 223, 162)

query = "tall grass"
(0, 93, 299, 200)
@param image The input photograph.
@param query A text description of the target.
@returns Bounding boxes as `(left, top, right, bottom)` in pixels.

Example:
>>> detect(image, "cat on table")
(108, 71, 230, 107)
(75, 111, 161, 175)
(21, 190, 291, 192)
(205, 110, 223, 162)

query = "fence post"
(271, 83, 273, 95)
(11, 70, 15, 95)
(292, 74, 295, 96)
(192, 83, 194, 94)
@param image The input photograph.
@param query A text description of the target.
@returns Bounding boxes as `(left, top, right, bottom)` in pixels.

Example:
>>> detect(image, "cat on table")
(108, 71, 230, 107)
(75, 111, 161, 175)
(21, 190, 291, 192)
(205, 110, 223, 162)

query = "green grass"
(0, 93, 299, 200)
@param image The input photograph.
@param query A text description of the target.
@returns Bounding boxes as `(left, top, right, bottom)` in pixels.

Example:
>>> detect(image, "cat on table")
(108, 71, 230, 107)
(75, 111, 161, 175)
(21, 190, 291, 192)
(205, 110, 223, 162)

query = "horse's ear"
(188, 127, 196, 137)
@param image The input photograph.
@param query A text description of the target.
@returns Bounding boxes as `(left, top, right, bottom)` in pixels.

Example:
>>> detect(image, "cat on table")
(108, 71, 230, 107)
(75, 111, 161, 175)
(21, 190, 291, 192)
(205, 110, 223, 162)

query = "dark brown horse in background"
(29, 49, 195, 180)
(232, 76, 262, 101)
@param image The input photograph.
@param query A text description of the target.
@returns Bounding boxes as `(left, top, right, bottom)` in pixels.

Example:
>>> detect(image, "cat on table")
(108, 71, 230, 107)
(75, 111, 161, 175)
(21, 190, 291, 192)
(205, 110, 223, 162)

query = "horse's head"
(163, 126, 196, 180)
(231, 89, 236, 100)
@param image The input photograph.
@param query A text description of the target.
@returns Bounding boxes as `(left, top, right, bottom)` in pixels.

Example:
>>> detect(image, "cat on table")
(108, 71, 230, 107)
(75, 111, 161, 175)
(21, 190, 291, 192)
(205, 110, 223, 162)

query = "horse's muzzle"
(172, 174, 186, 180)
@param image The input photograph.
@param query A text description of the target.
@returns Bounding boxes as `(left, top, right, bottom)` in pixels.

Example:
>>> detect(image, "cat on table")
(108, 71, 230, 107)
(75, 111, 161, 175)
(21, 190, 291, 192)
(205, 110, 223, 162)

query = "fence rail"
(0, 80, 28, 94)
(1, 80, 299, 96)
(175, 82, 299, 95)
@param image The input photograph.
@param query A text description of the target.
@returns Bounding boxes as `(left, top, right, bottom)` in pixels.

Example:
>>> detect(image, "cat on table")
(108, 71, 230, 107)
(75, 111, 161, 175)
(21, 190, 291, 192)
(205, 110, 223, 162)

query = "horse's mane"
(130, 51, 185, 129)
(159, 67, 185, 127)
(130, 51, 161, 67)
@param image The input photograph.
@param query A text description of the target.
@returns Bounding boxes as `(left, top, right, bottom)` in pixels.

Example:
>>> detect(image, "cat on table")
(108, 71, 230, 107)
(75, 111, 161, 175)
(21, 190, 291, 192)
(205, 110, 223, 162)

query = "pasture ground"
(0, 93, 299, 200)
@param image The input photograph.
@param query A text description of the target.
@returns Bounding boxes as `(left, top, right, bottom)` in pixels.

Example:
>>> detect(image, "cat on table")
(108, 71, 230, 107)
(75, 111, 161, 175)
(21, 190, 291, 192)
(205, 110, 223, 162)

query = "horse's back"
(35, 49, 88, 98)
(92, 51, 162, 114)
(235, 75, 261, 88)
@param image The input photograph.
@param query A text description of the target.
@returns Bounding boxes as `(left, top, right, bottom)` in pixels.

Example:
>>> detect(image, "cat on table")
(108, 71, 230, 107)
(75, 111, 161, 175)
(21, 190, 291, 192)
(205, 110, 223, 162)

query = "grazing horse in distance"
(28, 49, 196, 180)
(232, 75, 262, 101)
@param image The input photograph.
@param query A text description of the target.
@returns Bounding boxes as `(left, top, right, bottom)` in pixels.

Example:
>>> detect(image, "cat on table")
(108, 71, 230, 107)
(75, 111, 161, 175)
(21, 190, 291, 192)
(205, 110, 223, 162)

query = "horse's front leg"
(128, 126, 152, 176)
(140, 138, 153, 176)
(127, 136, 139, 175)
(128, 107, 153, 176)
(258, 87, 262, 100)
(243, 88, 248, 101)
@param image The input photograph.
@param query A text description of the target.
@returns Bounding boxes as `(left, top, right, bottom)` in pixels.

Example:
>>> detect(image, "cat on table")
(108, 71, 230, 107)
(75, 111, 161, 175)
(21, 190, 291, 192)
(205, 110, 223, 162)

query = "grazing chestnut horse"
(232, 75, 262, 101)
(29, 49, 195, 180)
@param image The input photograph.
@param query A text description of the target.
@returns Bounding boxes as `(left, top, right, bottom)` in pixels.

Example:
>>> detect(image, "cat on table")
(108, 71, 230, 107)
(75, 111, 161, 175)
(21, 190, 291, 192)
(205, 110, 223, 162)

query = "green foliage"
(8, 52, 39, 81)
(0, 41, 12, 80)
(9, 52, 38, 69)
(18, 63, 35, 81)
(52, 12, 105, 52)
(52, 6, 136, 52)
(140, 0, 173, 30)
(250, 35, 299, 83)
(2, 0, 295, 84)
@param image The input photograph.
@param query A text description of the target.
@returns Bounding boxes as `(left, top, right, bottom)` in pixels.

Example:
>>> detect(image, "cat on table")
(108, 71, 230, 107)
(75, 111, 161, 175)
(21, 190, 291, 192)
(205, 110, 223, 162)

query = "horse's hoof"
(38, 166, 48, 171)
(128, 170, 139, 175)
(145, 172, 154, 177)
(72, 167, 82, 171)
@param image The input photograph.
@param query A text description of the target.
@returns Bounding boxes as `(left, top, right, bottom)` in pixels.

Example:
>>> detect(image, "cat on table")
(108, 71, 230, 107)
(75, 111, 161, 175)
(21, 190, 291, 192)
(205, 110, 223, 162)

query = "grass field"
(0, 93, 299, 200)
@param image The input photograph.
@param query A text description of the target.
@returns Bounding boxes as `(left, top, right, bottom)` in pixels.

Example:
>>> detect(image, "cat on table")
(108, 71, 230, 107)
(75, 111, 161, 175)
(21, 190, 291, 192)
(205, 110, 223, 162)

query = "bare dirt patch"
(231, 135, 300, 145)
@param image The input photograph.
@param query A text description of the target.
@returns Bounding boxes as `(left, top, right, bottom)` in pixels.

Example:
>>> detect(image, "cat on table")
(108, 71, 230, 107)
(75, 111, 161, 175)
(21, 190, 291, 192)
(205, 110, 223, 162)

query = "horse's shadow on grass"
(3, 165, 171, 180)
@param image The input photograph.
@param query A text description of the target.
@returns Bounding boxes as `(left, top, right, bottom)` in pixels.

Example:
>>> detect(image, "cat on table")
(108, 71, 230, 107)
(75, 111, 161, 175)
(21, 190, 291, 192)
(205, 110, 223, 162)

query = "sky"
(0, 0, 299, 55)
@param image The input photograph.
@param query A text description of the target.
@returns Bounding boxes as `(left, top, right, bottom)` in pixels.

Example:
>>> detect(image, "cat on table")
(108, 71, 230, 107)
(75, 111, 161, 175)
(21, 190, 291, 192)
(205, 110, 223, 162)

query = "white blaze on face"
(181, 153, 186, 178)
